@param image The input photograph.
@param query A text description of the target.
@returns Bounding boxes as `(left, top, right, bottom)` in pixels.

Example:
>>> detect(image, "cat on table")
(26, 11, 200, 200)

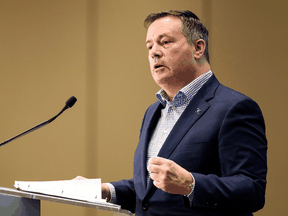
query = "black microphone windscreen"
(66, 96, 77, 108)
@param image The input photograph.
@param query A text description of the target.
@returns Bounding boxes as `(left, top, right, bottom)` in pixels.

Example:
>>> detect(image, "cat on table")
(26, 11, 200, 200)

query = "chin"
(153, 76, 173, 88)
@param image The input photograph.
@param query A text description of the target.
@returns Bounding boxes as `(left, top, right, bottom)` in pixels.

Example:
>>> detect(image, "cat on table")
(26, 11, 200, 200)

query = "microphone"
(0, 96, 77, 147)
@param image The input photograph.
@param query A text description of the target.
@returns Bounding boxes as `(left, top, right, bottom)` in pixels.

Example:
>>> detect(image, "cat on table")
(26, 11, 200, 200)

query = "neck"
(162, 62, 211, 102)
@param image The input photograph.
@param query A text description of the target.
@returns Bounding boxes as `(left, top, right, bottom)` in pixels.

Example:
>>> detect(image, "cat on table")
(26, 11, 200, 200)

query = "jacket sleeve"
(111, 178, 136, 213)
(188, 98, 267, 214)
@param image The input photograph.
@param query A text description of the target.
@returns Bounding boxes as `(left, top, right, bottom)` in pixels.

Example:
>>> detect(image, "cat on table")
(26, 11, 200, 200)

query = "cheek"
(168, 51, 192, 70)
(148, 55, 152, 62)
(168, 45, 191, 60)
(148, 56, 153, 70)
(165, 50, 180, 67)
(180, 52, 193, 66)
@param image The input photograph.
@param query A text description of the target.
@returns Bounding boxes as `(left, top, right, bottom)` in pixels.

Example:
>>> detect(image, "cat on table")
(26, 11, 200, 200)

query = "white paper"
(14, 178, 104, 203)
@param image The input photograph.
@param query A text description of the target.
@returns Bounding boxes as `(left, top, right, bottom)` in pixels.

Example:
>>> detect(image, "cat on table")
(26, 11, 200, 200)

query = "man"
(101, 10, 267, 216)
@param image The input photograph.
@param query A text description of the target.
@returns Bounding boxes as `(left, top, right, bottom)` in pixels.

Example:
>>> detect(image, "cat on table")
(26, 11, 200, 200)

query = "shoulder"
(214, 84, 265, 122)
(198, 73, 253, 105)
(203, 76, 264, 117)
(216, 84, 250, 102)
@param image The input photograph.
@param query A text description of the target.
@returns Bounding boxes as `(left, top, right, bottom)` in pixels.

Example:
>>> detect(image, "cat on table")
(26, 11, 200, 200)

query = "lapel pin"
(195, 108, 201, 114)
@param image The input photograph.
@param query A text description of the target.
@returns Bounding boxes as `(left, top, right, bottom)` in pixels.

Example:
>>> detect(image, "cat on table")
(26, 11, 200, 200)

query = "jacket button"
(202, 202, 209, 208)
(142, 203, 149, 211)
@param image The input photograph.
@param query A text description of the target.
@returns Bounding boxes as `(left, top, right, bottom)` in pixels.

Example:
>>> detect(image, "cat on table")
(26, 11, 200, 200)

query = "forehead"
(146, 16, 183, 41)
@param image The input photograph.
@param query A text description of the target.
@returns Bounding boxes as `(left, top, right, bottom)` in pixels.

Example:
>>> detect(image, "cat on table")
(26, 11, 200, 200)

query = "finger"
(147, 164, 161, 173)
(153, 180, 165, 191)
(153, 180, 160, 188)
(72, 176, 87, 180)
(149, 156, 166, 165)
(147, 161, 158, 172)
(150, 172, 155, 180)
(150, 172, 161, 181)
(147, 163, 152, 172)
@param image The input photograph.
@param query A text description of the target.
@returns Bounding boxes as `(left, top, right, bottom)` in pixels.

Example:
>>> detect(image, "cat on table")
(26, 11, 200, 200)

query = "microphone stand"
(0, 96, 77, 147)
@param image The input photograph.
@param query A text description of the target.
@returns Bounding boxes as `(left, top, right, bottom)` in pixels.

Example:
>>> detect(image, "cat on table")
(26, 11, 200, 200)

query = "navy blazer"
(111, 75, 267, 216)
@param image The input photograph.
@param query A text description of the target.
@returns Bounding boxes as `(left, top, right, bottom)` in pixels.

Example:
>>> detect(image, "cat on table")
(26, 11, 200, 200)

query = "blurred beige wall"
(0, 1, 287, 216)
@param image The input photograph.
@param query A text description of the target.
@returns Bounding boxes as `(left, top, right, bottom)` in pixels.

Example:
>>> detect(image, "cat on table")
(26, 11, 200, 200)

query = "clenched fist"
(147, 157, 193, 195)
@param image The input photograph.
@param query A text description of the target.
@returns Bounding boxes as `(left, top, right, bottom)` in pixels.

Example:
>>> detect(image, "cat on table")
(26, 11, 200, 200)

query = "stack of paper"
(14, 178, 104, 203)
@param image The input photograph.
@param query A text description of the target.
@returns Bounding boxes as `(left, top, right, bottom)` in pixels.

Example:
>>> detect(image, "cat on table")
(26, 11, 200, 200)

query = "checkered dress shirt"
(146, 70, 213, 182)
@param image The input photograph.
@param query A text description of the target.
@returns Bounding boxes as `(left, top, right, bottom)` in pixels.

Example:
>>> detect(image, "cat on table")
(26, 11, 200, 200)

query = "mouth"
(154, 64, 165, 69)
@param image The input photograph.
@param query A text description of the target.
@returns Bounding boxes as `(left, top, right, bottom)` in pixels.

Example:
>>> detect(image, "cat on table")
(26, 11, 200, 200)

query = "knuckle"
(163, 166, 170, 175)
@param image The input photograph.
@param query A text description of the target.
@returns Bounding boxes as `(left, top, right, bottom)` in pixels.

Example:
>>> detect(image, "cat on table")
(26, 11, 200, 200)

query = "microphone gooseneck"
(0, 96, 77, 147)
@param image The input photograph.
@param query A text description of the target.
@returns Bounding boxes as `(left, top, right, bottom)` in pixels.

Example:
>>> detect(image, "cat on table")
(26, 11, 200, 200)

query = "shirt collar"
(156, 70, 213, 108)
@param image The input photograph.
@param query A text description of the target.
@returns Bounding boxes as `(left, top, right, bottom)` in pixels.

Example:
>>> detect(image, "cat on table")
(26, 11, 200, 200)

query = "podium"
(0, 186, 132, 216)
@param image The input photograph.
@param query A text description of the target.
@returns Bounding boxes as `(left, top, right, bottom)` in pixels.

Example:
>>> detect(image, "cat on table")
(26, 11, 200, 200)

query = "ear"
(193, 39, 206, 61)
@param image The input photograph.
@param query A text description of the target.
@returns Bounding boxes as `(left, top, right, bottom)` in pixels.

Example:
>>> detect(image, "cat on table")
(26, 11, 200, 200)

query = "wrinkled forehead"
(146, 16, 183, 41)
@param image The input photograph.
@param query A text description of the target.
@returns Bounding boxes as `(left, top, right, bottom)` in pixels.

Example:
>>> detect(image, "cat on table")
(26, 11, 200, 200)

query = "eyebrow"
(146, 33, 172, 45)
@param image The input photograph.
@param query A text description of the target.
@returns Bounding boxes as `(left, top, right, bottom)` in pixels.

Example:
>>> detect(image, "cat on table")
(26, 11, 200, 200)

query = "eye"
(146, 44, 152, 50)
(161, 39, 171, 46)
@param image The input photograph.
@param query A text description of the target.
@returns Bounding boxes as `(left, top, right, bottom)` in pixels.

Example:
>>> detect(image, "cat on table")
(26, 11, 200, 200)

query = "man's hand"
(101, 183, 111, 202)
(147, 157, 193, 195)
(72, 176, 111, 202)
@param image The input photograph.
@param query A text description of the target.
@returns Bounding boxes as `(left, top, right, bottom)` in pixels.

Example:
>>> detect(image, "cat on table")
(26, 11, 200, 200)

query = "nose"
(149, 44, 163, 60)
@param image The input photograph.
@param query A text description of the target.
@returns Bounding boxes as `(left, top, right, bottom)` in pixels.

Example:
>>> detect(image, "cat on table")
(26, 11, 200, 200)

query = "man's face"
(146, 16, 195, 88)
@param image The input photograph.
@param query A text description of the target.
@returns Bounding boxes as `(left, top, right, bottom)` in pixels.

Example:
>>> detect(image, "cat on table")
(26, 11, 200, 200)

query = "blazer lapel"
(145, 94, 210, 193)
(158, 74, 219, 159)
(145, 74, 220, 193)
(157, 94, 210, 159)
